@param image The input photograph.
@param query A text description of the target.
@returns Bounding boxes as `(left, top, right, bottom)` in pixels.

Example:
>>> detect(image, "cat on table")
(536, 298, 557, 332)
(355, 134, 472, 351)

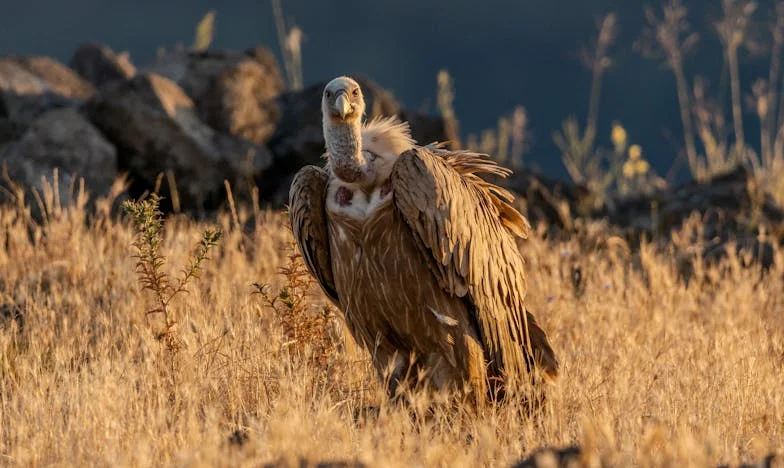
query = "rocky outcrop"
(69, 42, 136, 87)
(0, 56, 94, 124)
(1, 47, 454, 211)
(599, 166, 784, 242)
(147, 47, 285, 145)
(86, 73, 270, 211)
(0, 108, 117, 202)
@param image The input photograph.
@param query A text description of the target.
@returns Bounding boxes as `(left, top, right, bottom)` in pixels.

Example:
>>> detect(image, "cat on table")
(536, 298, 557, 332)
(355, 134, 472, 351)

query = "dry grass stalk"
(636, 0, 700, 178)
(554, 13, 621, 208)
(715, 0, 757, 155)
(193, 10, 216, 52)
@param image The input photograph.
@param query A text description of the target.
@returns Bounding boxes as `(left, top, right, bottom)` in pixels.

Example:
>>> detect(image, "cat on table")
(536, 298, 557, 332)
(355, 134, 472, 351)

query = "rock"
(0, 108, 117, 203)
(496, 168, 594, 231)
(86, 73, 271, 212)
(717, 452, 780, 468)
(0, 56, 94, 124)
(399, 110, 452, 147)
(10, 56, 94, 99)
(262, 458, 366, 468)
(599, 166, 784, 243)
(512, 445, 584, 468)
(69, 42, 136, 87)
(0, 118, 27, 146)
(147, 47, 284, 145)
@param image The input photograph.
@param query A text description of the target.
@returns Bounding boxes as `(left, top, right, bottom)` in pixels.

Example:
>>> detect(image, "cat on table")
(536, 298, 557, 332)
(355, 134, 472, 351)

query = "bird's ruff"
(361, 115, 416, 150)
(320, 115, 413, 159)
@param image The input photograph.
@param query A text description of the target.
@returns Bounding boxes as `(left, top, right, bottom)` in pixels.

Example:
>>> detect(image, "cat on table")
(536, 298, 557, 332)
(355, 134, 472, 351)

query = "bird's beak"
(334, 92, 351, 119)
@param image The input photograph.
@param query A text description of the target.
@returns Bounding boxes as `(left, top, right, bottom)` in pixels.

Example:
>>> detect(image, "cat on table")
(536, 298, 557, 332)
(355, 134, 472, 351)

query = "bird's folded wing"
(288, 165, 339, 306)
(391, 147, 556, 382)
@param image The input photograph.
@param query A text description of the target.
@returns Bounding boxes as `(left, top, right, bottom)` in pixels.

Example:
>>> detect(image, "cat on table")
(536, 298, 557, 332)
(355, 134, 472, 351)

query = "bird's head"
(321, 76, 365, 123)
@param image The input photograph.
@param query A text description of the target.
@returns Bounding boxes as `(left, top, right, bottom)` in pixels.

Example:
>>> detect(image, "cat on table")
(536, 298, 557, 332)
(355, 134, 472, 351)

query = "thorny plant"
(253, 246, 345, 388)
(122, 194, 223, 388)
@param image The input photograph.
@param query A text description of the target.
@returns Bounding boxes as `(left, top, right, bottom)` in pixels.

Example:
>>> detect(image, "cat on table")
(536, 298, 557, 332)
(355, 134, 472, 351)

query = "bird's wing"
(390, 147, 557, 383)
(288, 165, 339, 306)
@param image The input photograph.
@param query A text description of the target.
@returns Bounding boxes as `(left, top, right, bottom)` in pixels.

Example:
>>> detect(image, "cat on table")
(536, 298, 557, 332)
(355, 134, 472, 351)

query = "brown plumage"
(289, 76, 557, 404)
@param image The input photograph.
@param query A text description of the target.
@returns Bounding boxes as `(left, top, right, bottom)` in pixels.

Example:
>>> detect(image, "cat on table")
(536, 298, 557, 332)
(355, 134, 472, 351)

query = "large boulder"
(86, 73, 271, 211)
(399, 110, 454, 147)
(0, 108, 117, 203)
(69, 42, 136, 87)
(0, 118, 27, 146)
(0, 56, 94, 124)
(146, 47, 284, 145)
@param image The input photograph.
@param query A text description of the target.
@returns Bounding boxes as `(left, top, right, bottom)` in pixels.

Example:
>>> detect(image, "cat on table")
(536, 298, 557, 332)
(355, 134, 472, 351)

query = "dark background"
(1, 0, 776, 181)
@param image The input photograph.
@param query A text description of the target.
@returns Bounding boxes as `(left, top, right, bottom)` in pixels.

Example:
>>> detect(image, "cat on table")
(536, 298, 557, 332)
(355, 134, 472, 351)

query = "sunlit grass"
(0, 177, 781, 467)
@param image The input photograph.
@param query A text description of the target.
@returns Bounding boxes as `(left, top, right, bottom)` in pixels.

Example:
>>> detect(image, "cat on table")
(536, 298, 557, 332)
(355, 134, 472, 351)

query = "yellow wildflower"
(622, 160, 635, 178)
(635, 159, 650, 175)
(611, 123, 627, 152)
(628, 144, 642, 161)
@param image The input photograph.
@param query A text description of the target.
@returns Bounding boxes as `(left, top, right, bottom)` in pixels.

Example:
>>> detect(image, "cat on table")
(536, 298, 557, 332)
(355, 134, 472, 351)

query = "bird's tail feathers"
(526, 310, 559, 382)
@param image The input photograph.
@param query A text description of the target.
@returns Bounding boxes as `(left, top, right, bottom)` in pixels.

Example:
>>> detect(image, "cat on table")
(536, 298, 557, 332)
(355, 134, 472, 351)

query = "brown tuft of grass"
(0, 178, 782, 467)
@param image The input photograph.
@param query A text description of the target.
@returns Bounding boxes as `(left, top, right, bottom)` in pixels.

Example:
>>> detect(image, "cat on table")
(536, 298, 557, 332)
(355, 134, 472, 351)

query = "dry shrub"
(253, 246, 353, 398)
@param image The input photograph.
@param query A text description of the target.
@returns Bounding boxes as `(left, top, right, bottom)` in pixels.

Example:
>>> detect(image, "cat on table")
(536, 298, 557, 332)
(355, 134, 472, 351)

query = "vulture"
(289, 76, 558, 404)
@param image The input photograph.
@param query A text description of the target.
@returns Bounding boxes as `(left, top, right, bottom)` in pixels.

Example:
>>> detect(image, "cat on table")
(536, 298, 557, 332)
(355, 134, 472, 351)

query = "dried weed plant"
(636, 0, 784, 206)
(121, 194, 223, 390)
(553, 13, 627, 209)
(252, 245, 354, 398)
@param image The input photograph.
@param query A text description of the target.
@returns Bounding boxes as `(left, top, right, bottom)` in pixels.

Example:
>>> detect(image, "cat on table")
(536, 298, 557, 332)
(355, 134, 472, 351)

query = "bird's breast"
(325, 178, 394, 222)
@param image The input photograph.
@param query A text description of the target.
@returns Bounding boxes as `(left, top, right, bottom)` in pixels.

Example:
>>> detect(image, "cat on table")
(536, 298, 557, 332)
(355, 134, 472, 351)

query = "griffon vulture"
(289, 76, 557, 404)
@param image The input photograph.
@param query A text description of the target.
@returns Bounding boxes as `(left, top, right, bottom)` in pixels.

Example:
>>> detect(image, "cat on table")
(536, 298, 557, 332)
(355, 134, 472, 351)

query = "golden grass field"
(0, 179, 782, 467)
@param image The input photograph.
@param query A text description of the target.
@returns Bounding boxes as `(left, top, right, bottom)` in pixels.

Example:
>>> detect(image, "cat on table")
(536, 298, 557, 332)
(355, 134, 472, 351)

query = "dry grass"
(0, 181, 782, 467)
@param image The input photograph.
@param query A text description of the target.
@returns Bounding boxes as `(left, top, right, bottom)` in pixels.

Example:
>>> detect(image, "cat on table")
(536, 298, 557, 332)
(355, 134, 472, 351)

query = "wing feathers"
(288, 165, 339, 306)
(526, 310, 559, 380)
(390, 147, 554, 386)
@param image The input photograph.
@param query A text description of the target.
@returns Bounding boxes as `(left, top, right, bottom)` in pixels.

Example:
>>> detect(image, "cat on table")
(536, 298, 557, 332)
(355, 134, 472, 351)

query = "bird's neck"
(325, 119, 369, 185)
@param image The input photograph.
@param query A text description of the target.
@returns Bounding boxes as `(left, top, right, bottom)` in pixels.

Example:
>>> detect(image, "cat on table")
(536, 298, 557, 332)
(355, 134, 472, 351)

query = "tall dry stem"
(637, 0, 700, 177)
(554, 13, 617, 200)
(437, 69, 461, 149)
(765, 4, 784, 166)
(271, 0, 303, 91)
(580, 13, 618, 147)
(716, 0, 757, 155)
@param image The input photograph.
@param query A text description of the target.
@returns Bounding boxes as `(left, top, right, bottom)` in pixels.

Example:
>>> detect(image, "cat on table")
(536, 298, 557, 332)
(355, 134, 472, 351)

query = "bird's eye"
(352, 88, 359, 97)
(325, 90, 332, 98)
